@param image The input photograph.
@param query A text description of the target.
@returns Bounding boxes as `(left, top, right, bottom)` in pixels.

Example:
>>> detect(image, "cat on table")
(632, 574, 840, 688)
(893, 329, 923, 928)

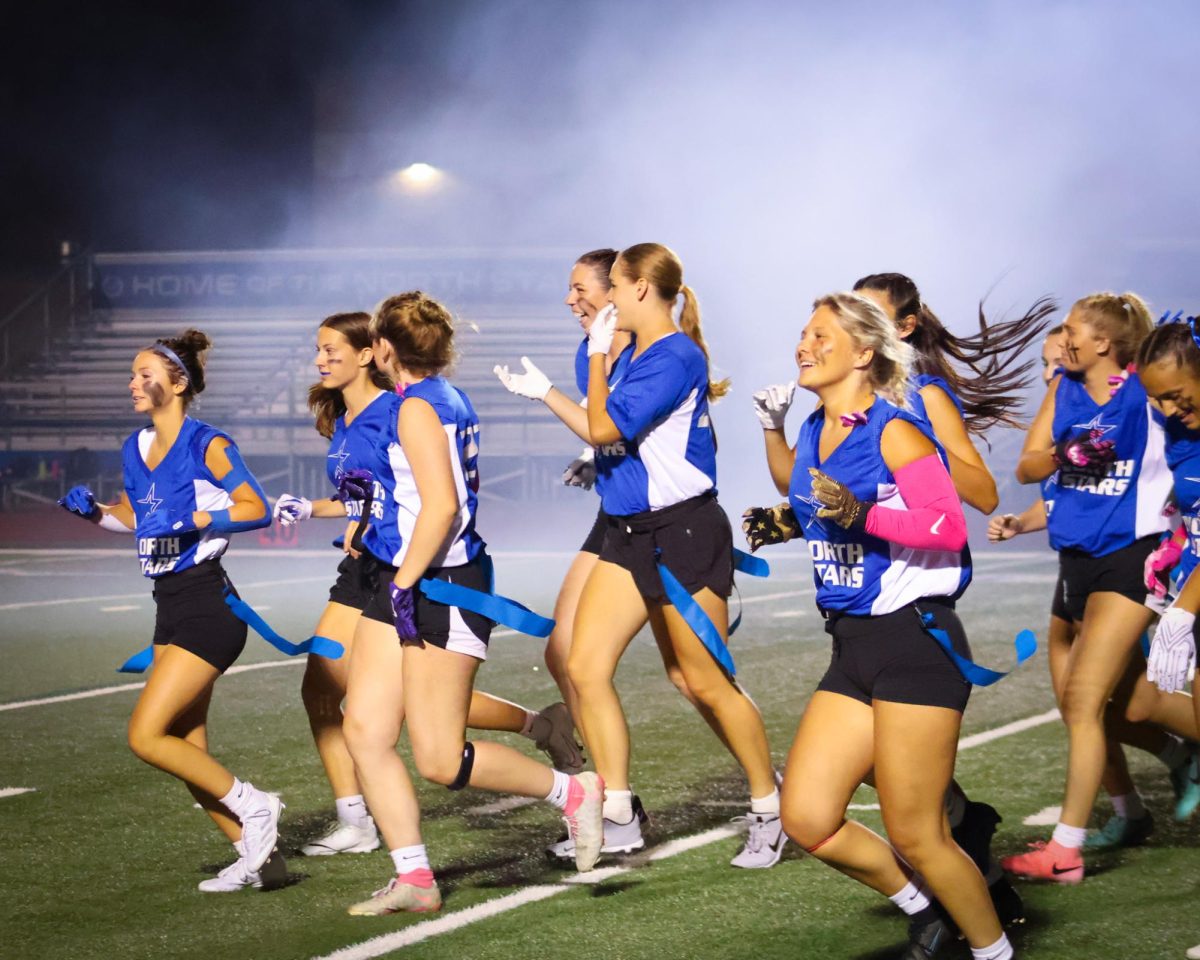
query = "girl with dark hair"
(1003, 292, 1175, 883)
(57, 329, 282, 892)
(499, 243, 785, 869)
(274, 312, 580, 862)
(772, 293, 1012, 960)
(341, 292, 603, 916)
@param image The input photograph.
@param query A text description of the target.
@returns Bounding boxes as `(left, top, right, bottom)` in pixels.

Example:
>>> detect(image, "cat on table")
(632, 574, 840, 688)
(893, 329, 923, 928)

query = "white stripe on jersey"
(871, 481, 966, 615)
(383, 424, 472, 568)
(1133, 404, 1171, 541)
(192, 478, 234, 565)
(640, 388, 714, 511)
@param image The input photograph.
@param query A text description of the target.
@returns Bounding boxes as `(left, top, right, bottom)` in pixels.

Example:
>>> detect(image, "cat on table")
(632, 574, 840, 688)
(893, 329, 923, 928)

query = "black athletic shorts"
(1050, 570, 1070, 622)
(599, 492, 734, 604)
(360, 552, 494, 660)
(1058, 535, 1158, 623)
(328, 552, 374, 611)
(580, 507, 608, 555)
(151, 562, 247, 673)
(816, 598, 972, 712)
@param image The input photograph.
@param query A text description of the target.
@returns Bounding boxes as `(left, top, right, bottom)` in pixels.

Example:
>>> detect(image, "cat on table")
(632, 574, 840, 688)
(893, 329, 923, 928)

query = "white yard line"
(100, 605, 140, 612)
(0, 787, 36, 799)
(1023, 805, 1063, 826)
(958, 708, 1060, 750)
(0, 658, 304, 712)
(463, 796, 538, 816)
(0, 574, 335, 611)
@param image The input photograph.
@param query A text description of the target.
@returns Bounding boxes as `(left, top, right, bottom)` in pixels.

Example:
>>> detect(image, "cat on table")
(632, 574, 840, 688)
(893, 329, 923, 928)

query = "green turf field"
(1, 546, 1196, 960)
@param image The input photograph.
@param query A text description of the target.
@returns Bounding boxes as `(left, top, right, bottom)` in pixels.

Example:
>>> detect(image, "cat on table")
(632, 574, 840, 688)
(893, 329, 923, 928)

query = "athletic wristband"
(207, 508, 270, 534)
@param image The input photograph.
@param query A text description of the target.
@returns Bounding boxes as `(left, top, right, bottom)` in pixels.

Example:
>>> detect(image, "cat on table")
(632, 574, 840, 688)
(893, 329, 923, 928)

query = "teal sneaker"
(1172, 755, 1200, 822)
(1083, 812, 1154, 851)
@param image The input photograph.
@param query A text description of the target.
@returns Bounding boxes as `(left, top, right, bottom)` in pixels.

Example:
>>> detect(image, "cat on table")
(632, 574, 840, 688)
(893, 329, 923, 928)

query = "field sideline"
(2, 546, 1197, 959)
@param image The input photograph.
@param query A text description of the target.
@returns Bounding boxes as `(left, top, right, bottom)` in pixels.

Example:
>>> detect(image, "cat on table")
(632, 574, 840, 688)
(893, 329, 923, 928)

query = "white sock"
(750, 789, 781, 816)
(603, 789, 633, 824)
(971, 932, 1014, 960)
(545, 769, 571, 809)
(220, 778, 264, 819)
(1110, 791, 1146, 820)
(519, 710, 539, 739)
(335, 794, 370, 827)
(888, 878, 932, 916)
(234, 839, 247, 858)
(390, 844, 430, 875)
(1052, 822, 1088, 849)
(944, 787, 967, 828)
(1159, 736, 1189, 770)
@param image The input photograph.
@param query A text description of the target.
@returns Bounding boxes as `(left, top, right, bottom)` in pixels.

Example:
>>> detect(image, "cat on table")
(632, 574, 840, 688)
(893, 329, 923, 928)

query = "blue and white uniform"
(595, 333, 717, 517)
(326, 390, 393, 524)
(788, 397, 972, 616)
(359, 378, 492, 659)
(1047, 373, 1170, 556)
(575, 338, 635, 555)
(123, 417, 240, 578)
(1049, 373, 1170, 621)
(121, 416, 263, 673)
(907, 373, 965, 424)
(362, 379, 484, 569)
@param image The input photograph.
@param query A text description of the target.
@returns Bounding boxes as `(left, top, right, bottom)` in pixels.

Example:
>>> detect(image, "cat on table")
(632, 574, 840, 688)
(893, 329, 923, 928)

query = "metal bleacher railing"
(0, 248, 589, 506)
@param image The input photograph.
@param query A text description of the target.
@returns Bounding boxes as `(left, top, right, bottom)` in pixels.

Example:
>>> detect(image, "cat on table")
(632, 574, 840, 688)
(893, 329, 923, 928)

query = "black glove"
(741, 502, 801, 552)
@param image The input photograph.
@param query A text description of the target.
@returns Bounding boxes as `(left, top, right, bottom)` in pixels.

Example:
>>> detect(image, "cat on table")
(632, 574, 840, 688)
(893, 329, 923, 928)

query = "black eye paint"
(145, 382, 166, 405)
(1065, 343, 1080, 364)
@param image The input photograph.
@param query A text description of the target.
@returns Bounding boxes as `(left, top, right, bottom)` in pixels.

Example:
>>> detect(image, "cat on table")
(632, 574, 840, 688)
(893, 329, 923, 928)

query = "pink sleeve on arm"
(864, 454, 968, 551)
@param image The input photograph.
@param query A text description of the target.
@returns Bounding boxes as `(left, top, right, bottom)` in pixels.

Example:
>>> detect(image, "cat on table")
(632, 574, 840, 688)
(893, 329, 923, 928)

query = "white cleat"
(198, 852, 287, 893)
(729, 812, 787, 869)
(301, 818, 381, 856)
(565, 772, 604, 872)
(547, 795, 648, 860)
(531, 702, 585, 774)
(239, 792, 284, 873)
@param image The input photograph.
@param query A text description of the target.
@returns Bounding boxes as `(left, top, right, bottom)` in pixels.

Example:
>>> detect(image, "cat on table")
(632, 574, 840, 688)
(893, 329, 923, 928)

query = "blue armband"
(208, 443, 270, 533)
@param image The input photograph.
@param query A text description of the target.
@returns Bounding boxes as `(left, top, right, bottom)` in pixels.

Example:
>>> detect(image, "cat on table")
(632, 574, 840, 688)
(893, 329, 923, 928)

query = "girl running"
(271, 312, 580, 861)
(341, 292, 603, 916)
(775, 292, 1012, 960)
(499, 242, 783, 868)
(1002, 292, 1172, 883)
(57, 329, 282, 892)
(989, 327, 1196, 848)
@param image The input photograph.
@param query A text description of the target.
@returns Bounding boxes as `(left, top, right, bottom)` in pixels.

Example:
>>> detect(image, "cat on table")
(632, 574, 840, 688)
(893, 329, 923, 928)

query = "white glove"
(587, 304, 618, 357)
(751, 382, 797, 430)
(1147, 606, 1197, 694)
(274, 494, 312, 526)
(494, 356, 553, 400)
(562, 447, 597, 490)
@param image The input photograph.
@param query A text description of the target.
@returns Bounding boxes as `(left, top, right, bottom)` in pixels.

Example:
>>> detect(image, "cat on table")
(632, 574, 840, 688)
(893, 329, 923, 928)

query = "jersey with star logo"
(122, 417, 241, 578)
(326, 390, 395, 521)
(1047, 371, 1170, 555)
(1164, 416, 1200, 583)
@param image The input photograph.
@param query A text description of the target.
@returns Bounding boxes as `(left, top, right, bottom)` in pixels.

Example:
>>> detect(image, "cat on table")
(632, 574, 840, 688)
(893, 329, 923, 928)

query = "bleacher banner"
(92, 250, 568, 311)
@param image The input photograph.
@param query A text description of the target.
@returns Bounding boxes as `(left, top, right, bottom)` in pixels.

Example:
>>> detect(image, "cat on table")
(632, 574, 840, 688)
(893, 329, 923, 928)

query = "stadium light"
(392, 162, 445, 193)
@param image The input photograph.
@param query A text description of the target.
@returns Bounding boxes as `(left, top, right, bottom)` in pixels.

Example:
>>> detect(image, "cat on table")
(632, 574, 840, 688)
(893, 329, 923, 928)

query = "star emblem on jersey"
(793, 492, 821, 529)
(328, 440, 351, 481)
(1071, 413, 1116, 436)
(137, 483, 162, 514)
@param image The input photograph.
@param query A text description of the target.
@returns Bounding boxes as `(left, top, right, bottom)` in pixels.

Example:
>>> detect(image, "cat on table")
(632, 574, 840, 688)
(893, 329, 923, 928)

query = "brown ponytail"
(307, 312, 393, 439)
(853, 272, 1056, 435)
(1074, 291, 1154, 368)
(617, 243, 729, 400)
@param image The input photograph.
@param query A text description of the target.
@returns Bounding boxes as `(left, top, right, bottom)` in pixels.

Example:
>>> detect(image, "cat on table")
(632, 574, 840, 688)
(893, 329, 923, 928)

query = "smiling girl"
(57, 329, 282, 892)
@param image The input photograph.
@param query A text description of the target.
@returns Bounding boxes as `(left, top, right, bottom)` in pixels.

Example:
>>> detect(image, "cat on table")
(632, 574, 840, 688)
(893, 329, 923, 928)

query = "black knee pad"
(448, 741, 475, 791)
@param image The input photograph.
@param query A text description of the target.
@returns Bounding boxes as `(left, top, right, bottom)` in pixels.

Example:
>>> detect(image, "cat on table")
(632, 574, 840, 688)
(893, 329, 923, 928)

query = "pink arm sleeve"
(864, 453, 968, 551)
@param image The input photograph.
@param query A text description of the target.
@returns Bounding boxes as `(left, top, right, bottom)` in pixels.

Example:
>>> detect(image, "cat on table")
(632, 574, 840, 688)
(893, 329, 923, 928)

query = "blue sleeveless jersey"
(326, 390, 392, 523)
(788, 397, 972, 616)
(122, 417, 241, 578)
(1165, 417, 1200, 582)
(1047, 373, 1170, 555)
(361, 377, 486, 568)
(908, 374, 965, 423)
(594, 333, 717, 517)
(574, 337, 635, 397)
(1041, 473, 1060, 521)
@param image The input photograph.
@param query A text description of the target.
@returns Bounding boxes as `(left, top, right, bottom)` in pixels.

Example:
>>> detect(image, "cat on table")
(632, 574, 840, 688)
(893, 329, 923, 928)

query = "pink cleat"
(1001, 838, 1084, 884)
(564, 772, 605, 872)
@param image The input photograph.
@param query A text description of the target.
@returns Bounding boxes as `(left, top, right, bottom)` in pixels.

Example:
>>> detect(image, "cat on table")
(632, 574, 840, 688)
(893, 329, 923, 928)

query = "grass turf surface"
(2, 547, 1197, 959)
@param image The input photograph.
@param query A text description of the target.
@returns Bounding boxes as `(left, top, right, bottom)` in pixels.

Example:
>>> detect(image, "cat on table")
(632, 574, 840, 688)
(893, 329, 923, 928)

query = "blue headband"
(151, 344, 190, 385)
